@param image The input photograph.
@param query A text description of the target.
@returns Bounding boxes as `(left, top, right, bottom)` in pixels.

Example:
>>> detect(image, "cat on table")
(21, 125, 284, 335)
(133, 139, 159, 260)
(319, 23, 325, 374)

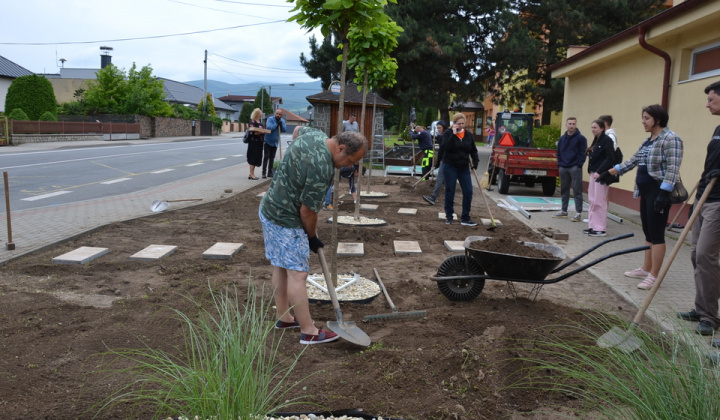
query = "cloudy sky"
(1, 0, 323, 88)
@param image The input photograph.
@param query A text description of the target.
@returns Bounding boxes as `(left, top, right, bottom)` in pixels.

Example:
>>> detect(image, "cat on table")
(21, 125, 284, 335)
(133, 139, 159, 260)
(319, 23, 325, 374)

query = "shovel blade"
(150, 200, 168, 212)
(597, 326, 642, 353)
(327, 320, 371, 347)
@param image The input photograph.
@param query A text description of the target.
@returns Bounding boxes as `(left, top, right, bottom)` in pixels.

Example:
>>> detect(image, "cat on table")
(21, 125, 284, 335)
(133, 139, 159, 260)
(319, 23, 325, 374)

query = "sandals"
(248, 176, 259, 180)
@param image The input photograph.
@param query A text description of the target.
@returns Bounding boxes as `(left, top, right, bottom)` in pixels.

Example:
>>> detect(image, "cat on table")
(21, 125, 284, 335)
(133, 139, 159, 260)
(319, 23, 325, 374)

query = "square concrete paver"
(438, 212, 458, 220)
(53, 246, 109, 265)
(130, 245, 178, 261)
(444, 241, 465, 252)
(360, 204, 378, 211)
(398, 208, 417, 215)
(393, 241, 422, 255)
(202, 242, 244, 260)
(256, 191, 266, 198)
(481, 218, 503, 227)
(337, 242, 364, 257)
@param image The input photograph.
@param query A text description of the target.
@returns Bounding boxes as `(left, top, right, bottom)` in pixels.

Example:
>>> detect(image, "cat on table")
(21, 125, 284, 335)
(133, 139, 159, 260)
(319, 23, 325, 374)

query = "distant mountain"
(183, 80, 323, 114)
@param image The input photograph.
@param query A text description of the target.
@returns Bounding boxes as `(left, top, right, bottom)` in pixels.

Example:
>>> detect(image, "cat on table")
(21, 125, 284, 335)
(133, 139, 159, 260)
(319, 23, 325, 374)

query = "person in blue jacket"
(262, 109, 287, 178)
(554, 117, 588, 222)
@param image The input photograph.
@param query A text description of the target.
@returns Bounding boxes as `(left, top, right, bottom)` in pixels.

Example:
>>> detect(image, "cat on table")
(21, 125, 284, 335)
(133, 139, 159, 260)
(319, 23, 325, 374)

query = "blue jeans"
(443, 164, 473, 222)
(559, 165, 583, 214)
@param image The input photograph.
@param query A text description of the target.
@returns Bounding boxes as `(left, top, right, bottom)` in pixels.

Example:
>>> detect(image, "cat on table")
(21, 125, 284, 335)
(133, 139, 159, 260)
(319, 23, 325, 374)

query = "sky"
(1, 0, 323, 90)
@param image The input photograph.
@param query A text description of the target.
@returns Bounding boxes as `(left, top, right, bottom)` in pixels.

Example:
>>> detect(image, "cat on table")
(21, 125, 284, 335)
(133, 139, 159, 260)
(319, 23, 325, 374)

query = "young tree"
(490, 0, 667, 123)
(5, 74, 57, 120)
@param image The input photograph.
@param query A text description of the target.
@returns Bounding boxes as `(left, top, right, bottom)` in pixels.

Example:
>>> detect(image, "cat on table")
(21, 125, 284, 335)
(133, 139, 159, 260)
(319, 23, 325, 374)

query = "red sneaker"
(299, 329, 339, 345)
(275, 317, 300, 330)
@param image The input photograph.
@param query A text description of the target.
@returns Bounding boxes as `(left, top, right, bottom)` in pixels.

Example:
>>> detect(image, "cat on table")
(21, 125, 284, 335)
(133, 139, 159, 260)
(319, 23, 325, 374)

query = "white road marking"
(151, 169, 174, 174)
(231, 154, 244, 157)
(100, 178, 132, 185)
(211, 158, 226, 161)
(186, 163, 204, 167)
(21, 191, 73, 201)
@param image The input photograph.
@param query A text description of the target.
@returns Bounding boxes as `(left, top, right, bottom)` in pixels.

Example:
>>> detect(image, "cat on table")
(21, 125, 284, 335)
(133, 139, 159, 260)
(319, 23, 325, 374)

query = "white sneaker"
(553, 211, 568, 218)
(571, 213, 582, 222)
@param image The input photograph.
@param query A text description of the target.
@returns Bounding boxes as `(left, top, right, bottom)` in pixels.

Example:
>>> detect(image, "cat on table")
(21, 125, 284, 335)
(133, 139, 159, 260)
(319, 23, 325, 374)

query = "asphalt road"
(0, 137, 259, 212)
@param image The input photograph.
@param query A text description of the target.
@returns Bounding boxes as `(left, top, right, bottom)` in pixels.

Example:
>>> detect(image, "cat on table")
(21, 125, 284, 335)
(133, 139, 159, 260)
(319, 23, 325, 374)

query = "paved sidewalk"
(0, 133, 267, 263)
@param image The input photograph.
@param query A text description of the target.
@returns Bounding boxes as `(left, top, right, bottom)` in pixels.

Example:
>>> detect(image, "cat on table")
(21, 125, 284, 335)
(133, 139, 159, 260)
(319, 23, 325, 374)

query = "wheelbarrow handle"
(551, 232, 634, 274)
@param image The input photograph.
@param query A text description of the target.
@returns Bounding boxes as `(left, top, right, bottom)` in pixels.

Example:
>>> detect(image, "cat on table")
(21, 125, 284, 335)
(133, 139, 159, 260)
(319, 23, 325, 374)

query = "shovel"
(317, 248, 371, 346)
(470, 164, 498, 231)
(150, 198, 203, 212)
(598, 177, 716, 352)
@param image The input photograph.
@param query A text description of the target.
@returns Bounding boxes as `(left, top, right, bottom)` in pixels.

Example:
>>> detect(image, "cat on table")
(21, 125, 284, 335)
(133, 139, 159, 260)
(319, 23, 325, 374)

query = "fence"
(10, 120, 140, 135)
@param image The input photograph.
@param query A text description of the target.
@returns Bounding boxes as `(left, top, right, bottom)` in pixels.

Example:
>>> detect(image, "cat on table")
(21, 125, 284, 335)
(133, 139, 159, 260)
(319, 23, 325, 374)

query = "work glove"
(276, 116, 283, 125)
(308, 235, 324, 254)
(596, 171, 616, 186)
(704, 168, 720, 183)
(654, 189, 669, 214)
(472, 162, 478, 170)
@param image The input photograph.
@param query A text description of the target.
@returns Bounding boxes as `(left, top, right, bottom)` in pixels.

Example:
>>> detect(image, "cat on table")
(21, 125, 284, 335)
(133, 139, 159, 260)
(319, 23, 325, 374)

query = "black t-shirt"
(697, 125, 720, 202)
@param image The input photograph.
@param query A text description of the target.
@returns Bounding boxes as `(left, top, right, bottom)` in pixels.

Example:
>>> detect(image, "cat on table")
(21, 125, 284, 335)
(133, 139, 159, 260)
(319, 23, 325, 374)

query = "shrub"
(532, 124, 561, 149)
(7, 108, 29, 121)
(5, 75, 57, 120)
(58, 101, 86, 116)
(38, 111, 58, 121)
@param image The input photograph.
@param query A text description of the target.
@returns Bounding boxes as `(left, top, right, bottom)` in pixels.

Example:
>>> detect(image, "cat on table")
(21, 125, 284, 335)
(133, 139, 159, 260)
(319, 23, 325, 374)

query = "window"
(690, 41, 720, 80)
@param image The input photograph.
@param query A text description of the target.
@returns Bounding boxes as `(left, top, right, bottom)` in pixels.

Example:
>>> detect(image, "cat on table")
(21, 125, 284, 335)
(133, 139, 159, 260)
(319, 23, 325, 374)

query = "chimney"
(100, 46, 113, 68)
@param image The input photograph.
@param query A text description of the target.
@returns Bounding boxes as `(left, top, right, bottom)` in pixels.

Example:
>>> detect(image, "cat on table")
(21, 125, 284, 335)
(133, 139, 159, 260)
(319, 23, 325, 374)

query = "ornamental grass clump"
(502, 312, 720, 419)
(95, 284, 308, 419)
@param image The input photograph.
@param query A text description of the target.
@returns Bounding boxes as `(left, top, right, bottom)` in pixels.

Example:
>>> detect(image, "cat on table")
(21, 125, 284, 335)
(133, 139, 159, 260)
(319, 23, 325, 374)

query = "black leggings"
(638, 182, 670, 244)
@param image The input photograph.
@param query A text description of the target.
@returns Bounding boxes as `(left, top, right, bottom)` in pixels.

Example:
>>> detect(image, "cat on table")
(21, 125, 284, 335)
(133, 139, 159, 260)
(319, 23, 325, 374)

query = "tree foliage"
(299, 34, 348, 90)
(490, 0, 667, 123)
(197, 93, 217, 118)
(5, 74, 57, 120)
(83, 63, 174, 117)
(252, 87, 272, 118)
(238, 102, 254, 124)
(383, 0, 511, 124)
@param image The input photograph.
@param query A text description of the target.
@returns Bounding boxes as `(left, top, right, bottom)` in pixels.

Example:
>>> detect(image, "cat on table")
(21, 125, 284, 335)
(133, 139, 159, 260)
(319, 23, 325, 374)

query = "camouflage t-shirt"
(260, 128, 333, 229)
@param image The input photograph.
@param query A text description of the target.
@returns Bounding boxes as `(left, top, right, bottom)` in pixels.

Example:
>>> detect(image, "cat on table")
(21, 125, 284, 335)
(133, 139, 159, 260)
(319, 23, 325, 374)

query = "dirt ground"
(0, 176, 638, 419)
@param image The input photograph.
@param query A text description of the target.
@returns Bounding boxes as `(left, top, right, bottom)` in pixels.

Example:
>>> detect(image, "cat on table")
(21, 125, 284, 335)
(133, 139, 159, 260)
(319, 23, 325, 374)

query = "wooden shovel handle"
(632, 177, 717, 325)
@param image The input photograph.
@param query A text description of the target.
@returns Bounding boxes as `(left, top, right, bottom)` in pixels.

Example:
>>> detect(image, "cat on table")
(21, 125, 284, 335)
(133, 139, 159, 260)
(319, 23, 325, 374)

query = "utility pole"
(203, 50, 208, 118)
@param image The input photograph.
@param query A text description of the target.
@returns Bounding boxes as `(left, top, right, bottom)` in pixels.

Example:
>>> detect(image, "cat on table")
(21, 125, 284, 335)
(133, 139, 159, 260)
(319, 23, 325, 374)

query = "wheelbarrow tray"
(463, 236, 565, 281)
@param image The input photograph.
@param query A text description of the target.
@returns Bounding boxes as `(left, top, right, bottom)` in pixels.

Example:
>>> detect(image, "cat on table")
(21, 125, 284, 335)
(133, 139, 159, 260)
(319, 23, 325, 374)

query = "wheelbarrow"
(431, 233, 649, 302)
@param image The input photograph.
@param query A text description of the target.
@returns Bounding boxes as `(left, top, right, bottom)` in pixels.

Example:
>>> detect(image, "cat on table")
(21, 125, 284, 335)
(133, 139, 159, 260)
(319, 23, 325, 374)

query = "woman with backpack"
(586, 119, 616, 237)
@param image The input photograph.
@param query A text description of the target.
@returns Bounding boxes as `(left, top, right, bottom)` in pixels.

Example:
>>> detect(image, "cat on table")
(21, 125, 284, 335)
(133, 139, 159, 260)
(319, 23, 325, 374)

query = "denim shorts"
(258, 208, 310, 272)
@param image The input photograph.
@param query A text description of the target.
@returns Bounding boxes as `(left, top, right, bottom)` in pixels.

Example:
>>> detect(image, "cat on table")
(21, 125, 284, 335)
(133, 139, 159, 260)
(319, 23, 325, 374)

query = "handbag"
(669, 176, 688, 204)
(242, 130, 249, 144)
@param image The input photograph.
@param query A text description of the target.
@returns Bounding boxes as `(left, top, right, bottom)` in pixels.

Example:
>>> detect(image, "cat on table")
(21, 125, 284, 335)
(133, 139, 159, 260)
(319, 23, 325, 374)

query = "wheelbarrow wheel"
(436, 255, 485, 301)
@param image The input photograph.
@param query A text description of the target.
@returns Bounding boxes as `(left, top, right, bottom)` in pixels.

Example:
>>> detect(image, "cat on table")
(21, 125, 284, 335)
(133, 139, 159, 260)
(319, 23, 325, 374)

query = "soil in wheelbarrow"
(469, 237, 560, 260)
(0, 175, 641, 419)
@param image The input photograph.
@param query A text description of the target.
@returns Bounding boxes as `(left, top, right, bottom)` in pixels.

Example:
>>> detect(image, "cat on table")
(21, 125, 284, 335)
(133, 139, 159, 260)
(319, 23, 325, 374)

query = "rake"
(363, 268, 427, 323)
